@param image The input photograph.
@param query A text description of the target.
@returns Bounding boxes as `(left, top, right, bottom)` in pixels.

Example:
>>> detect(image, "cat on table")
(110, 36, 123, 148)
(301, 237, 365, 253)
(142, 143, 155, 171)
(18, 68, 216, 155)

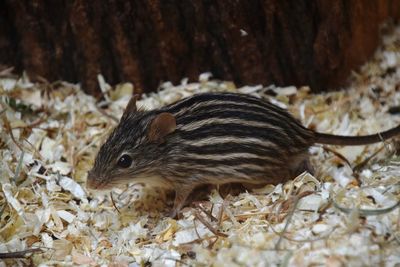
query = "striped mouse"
(87, 92, 400, 217)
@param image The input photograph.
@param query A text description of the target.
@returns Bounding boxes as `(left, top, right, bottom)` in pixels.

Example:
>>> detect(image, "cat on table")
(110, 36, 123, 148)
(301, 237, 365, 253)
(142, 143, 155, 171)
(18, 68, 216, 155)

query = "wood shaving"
(1, 23, 400, 266)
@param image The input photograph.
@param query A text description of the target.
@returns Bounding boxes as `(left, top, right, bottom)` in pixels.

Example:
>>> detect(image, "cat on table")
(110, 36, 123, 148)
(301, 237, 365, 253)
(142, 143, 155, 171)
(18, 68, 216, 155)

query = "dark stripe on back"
(177, 123, 301, 149)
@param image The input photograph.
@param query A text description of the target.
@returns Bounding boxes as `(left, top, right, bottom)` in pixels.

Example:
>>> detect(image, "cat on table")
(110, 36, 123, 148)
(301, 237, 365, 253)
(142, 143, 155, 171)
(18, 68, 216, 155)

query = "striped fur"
(88, 92, 316, 216)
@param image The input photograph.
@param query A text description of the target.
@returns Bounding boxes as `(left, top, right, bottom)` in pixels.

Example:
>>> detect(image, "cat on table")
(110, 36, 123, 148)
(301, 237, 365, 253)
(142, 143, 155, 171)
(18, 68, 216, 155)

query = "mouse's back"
(158, 92, 315, 183)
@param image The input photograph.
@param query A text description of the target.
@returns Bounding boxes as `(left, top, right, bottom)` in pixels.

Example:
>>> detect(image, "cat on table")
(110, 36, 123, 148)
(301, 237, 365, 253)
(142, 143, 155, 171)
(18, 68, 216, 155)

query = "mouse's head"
(87, 96, 177, 190)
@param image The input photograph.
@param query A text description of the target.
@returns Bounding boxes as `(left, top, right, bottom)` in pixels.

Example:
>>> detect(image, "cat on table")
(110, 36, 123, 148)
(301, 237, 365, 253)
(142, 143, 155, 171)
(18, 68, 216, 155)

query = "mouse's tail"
(314, 124, 400, 146)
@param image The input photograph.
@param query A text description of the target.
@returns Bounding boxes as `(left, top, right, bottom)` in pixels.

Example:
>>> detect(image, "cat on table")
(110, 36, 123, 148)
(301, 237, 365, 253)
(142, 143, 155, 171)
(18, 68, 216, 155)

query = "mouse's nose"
(86, 171, 112, 191)
(86, 171, 99, 189)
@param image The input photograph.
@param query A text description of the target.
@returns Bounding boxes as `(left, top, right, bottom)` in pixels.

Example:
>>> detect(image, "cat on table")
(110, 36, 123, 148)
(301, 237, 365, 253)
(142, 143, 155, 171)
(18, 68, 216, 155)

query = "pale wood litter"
(0, 24, 400, 267)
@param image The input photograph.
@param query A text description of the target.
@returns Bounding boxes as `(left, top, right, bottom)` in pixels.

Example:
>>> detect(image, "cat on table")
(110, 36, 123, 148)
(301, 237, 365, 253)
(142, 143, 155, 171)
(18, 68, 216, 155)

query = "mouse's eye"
(117, 154, 132, 168)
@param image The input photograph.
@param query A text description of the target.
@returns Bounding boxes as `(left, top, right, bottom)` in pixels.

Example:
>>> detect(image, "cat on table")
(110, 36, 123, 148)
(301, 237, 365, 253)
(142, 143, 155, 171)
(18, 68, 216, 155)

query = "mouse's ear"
(148, 112, 176, 144)
(121, 94, 139, 120)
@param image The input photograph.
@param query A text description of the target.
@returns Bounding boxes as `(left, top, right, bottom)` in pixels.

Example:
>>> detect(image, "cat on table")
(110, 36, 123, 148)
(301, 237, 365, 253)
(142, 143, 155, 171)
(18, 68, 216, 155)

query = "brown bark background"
(0, 1, 399, 96)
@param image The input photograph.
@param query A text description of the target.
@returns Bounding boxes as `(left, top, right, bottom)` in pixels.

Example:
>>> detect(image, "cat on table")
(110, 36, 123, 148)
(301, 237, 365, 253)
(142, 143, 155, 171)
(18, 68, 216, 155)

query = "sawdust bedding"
(1, 24, 400, 267)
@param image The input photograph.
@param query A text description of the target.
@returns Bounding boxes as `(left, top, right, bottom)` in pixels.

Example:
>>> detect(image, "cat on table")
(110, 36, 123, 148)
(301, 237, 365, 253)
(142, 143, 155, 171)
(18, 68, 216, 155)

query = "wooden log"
(0, 0, 399, 96)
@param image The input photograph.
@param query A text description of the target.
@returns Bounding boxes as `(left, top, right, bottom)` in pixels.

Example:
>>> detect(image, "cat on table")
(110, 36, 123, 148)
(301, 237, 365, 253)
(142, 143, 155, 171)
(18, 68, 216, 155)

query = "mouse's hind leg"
(295, 158, 314, 176)
(288, 152, 314, 177)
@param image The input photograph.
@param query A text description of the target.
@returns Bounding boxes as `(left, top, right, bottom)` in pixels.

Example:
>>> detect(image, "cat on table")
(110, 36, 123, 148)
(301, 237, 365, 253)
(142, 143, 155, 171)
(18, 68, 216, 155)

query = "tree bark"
(0, 0, 399, 96)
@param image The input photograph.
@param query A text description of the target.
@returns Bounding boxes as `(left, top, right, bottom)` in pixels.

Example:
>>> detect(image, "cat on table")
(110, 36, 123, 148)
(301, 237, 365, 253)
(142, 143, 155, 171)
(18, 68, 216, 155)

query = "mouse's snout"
(86, 171, 98, 189)
(86, 170, 109, 190)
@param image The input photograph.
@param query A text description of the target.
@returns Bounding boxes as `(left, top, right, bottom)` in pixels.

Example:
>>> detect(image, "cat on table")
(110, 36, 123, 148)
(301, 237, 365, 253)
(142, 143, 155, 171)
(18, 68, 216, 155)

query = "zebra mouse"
(87, 92, 400, 217)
